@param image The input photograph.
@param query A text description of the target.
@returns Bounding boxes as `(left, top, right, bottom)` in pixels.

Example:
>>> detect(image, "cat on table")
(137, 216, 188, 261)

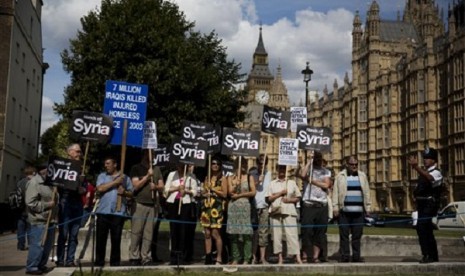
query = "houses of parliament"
(242, 0, 465, 213)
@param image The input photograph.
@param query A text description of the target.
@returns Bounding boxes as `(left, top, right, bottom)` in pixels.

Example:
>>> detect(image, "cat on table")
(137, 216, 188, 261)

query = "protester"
(94, 157, 133, 267)
(56, 143, 86, 267)
(129, 149, 164, 266)
(266, 164, 302, 264)
(250, 154, 271, 264)
(332, 155, 371, 263)
(16, 165, 36, 251)
(80, 180, 95, 227)
(164, 163, 198, 265)
(200, 156, 228, 265)
(25, 165, 57, 275)
(226, 158, 256, 265)
(300, 151, 331, 263)
(408, 148, 443, 263)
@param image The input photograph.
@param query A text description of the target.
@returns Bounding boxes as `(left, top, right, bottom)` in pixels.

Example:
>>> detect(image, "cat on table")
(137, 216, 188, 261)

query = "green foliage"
(54, 0, 247, 149)
(40, 120, 70, 159)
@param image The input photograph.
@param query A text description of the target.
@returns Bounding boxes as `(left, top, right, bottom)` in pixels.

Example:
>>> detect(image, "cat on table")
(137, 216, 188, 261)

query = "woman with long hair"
(226, 157, 256, 265)
(200, 156, 228, 264)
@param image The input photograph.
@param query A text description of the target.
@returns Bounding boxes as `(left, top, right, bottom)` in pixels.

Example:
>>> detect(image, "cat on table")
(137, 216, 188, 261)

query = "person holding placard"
(266, 164, 303, 265)
(94, 157, 133, 267)
(164, 163, 198, 266)
(250, 154, 272, 264)
(128, 149, 164, 266)
(300, 151, 331, 263)
(25, 164, 57, 275)
(226, 158, 256, 265)
(200, 156, 228, 265)
(56, 143, 87, 267)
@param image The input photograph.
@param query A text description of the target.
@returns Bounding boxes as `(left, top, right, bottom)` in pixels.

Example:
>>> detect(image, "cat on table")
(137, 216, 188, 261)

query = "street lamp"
(301, 61, 313, 164)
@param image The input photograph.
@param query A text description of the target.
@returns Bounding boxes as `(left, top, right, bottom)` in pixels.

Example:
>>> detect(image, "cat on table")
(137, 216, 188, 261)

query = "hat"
(423, 148, 438, 161)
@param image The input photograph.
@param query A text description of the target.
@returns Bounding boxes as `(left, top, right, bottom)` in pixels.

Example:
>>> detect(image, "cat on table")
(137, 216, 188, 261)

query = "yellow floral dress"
(200, 176, 225, 229)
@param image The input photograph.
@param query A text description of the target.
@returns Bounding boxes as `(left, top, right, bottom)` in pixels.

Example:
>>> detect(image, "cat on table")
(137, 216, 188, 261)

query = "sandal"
(302, 257, 308, 263)
(311, 258, 321, 263)
(215, 260, 223, 265)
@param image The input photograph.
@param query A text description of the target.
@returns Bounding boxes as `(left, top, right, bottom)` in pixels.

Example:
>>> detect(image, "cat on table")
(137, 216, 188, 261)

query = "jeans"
(17, 214, 30, 249)
(26, 224, 55, 273)
(338, 211, 364, 260)
(56, 198, 83, 265)
(80, 207, 92, 227)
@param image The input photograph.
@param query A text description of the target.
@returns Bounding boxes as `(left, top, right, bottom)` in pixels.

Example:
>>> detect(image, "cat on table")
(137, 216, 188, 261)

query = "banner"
(278, 138, 299, 166)
(103, 80, 148, 147)
(221, 127, 260, 157)
(169, 137, 208, 167)
(45, 156, 82, 191)
(69, 111, 113, 144)
(290, 107, 307, 132)
(261, 105, 290, 137)
(296, 125, 332, 153)
(182, 120, 221, 154)
(142, 121, 157, 149)
(152, 145, 169, 166)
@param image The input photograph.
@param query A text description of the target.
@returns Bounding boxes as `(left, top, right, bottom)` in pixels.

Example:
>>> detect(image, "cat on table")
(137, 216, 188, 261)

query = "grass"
(123, 219, 463, 238)
(79, 270, 450, 276)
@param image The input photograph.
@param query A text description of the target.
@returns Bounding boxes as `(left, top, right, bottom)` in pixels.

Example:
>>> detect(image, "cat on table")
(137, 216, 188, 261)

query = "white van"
(435, 201, 465, 231)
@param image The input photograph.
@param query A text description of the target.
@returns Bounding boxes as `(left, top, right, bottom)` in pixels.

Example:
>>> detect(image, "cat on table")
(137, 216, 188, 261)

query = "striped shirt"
(342, 175, 364, 213)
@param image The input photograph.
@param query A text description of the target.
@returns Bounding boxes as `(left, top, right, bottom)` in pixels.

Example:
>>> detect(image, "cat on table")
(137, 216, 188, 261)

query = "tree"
(54, 0, 247, 146)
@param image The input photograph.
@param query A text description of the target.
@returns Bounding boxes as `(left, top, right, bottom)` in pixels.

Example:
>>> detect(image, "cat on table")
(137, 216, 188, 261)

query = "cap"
(423, 147, 438, 161)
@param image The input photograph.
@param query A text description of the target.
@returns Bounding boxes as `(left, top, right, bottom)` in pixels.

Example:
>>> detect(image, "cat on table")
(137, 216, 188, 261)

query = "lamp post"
(301, 61, 313, 164)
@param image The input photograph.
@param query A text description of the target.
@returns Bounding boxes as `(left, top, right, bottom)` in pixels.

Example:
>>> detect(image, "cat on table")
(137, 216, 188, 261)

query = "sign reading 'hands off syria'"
(296, 126, 332, 153)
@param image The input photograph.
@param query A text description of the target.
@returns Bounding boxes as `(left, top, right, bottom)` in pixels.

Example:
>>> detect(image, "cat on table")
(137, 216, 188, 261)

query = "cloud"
(40, 97, 60, 134)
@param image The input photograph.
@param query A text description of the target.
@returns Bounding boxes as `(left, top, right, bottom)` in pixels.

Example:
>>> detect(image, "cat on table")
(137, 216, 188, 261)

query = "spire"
(255, 23, 267, 55)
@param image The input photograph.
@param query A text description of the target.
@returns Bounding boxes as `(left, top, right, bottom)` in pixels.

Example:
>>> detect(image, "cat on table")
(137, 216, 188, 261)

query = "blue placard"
(103, 80, 148, 147)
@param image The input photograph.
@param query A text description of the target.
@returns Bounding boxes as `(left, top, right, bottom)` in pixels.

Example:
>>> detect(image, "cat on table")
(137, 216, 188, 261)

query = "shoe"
(338, 257, 350, 263)
(311, 258, 320, 263)
(39, 266, 54, 273)
(65, 262, 76, 267)
(129, 259, 141, 266)
(142, 259, 153, 266)
(26, 270, 43, 275)
(419, 256, 435, 264)
(55, 262, 64, 267)
(352, 257, 365, 263)
(152, 257, 163, 263)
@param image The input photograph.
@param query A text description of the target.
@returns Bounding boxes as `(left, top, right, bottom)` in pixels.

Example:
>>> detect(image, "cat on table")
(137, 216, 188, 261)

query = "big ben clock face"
(255, 90, 270, 105)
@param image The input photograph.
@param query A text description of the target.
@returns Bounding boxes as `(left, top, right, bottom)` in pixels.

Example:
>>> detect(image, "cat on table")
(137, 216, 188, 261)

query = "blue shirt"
(95, 172, 133, 216)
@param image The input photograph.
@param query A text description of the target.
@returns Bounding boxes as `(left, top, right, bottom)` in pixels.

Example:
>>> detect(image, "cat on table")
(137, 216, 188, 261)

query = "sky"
(40, 0, 454, 134)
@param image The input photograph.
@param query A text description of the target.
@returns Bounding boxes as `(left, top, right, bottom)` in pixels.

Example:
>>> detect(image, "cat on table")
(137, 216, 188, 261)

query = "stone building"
(0, 0, 47, 204)
(309, 0, 465, 213)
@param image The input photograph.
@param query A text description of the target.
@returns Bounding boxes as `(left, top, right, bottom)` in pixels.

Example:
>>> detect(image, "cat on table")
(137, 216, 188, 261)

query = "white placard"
(278, 138, 299, 166)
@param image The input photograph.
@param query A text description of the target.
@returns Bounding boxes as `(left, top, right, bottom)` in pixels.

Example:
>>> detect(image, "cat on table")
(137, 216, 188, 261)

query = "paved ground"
(1, 231, 464, 276)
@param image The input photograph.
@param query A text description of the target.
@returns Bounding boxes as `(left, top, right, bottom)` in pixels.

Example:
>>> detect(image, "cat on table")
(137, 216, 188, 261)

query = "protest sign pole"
(116, 119, 128, 212)
(261, 135, 269, 176)
(82, 141, 90, 175)
(207, 154, 211, 202)
(178, 164, 187, 215)
(237, 155, 242, 177)
(149, 149, 159, 209)
(41, 186, 57, 246)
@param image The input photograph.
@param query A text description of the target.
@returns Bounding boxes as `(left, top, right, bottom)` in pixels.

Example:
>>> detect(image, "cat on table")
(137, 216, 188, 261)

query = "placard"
(290, 107, 307, 132)
(221, 127, 260, 157)
(45, 156, 82, 191)
(142, 121, 157, 149)
(278, 138, 299, 166)
(69, 111, 113, 144)
(296, 125, 332, 152)
(103, 80, 148, 147)
(169, 137, 208, 167)
(152, 145, 169, 167)
(261, 105, 290, 137)
(182, 121, 221, 154)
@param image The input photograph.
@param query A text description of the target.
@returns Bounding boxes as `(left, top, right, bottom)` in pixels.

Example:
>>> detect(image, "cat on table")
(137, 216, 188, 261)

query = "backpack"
(8, 186, 24, 210)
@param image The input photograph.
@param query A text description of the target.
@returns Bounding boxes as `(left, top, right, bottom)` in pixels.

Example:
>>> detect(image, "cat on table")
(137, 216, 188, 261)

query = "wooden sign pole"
(116, 119, 128, 212)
